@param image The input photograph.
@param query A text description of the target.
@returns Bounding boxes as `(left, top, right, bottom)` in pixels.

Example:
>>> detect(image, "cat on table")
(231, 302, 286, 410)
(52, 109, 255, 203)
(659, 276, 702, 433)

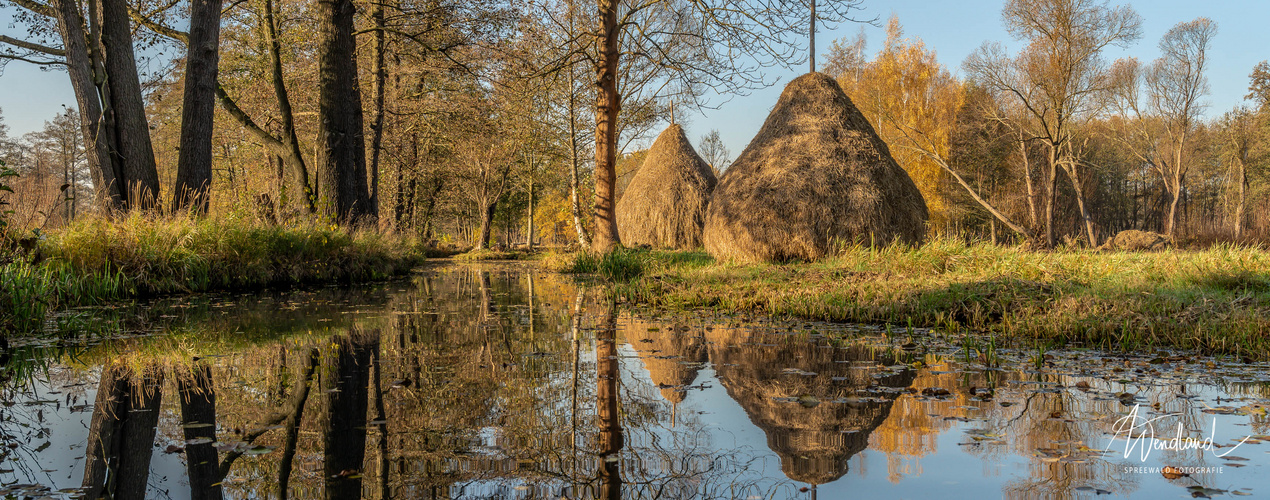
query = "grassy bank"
(554, 240, 1270, 358)
(0, 214, 427, 335)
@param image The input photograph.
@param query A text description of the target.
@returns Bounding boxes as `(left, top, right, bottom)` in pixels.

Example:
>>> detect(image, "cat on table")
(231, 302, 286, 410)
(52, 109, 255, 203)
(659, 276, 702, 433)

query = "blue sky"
(1, 1, 1266, 156)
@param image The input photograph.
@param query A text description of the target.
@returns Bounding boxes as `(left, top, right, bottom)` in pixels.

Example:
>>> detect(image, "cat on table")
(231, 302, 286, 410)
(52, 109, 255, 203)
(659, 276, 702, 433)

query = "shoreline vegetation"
(0, 214, 430, 335)
(549, 241, 1270, 359)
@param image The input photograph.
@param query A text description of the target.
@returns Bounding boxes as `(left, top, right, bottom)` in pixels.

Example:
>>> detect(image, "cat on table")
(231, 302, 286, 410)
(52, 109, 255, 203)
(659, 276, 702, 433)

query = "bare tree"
(966, 0, 1142, 247)
(1130, 18, 1217, 238)
(698, 130, 731, 176)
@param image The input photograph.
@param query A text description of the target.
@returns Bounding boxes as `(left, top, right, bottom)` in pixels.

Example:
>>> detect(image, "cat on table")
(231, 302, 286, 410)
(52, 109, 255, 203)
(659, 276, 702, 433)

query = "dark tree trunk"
(322, 329, 375, 499)
(316, 0, 372, 225)
(100, 0, 160, 209)
(366, 0, 387, 221)
(178, 364, 223, 500)
(52, 0, 119, 209)
(173, 0, 223, 213)
(476, 201, 496, 250)
(592, 0, 621, 252)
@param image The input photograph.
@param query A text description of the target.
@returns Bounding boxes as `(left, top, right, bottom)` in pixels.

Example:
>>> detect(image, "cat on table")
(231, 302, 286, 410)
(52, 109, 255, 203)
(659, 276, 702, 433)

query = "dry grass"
(703, 73, 929, 263)
(616, 125, 717, 250)
(608, 239, 1270, 358)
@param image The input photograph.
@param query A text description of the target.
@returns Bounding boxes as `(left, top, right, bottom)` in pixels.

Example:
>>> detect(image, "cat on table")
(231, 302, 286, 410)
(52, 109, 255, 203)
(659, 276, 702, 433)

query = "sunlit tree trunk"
(592, 0, 621, 252)
(100, 0, 160, 209)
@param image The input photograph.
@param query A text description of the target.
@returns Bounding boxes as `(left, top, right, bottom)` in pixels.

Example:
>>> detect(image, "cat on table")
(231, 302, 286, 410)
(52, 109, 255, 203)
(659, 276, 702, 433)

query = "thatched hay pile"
(703, 73, 929, 263)
(1098, 229, 1171, 251)
(616, 124, 718, 249)
(625, 319, 707, 404)
(706, 328, 914, 485)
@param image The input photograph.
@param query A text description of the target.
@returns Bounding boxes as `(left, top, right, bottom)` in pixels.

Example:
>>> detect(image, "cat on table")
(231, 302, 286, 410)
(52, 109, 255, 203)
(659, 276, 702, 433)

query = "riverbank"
(0, 214, 429, 335)
(552, 240, 1270, 358)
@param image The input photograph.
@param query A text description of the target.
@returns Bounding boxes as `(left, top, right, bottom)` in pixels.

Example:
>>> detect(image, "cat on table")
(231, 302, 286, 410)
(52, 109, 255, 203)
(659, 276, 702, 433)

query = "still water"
(1, 262, 1268, 499)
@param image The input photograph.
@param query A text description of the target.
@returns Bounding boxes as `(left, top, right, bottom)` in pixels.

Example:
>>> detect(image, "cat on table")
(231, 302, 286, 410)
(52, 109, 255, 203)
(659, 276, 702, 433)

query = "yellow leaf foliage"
(831, 17, 964, 231)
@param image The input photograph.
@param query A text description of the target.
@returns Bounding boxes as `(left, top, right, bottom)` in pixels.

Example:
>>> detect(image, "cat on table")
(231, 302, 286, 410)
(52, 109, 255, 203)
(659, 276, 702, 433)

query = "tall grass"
(0, 213, 426, 336)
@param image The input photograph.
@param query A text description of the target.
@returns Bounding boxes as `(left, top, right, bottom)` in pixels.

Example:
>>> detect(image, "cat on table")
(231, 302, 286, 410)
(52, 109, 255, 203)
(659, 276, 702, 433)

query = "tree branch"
(128, 7, 189, 44)
(0, 35, 64, 57)
(9, 0, 55, 17)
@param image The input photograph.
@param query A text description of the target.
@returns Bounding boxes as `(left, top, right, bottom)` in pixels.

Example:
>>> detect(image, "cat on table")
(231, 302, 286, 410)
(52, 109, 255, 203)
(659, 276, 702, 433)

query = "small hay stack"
(703, 73, 928, 263)
(1098, 229, 1171, 251)
(616, 124, 718, 249)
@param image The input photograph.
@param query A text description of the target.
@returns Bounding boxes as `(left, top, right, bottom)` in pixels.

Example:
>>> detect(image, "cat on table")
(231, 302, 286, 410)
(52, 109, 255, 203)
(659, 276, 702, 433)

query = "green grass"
(562, 239, 1270, 358)
(0, 214, 427, 336)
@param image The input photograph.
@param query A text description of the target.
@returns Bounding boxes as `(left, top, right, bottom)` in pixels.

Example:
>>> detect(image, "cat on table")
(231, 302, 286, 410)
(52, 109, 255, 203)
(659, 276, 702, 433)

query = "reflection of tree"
(82, 363, 164, 499)
(595, 306, 623, 500)
(321, 328, 377, 498)
(178, 363, 223, 500)
(706, 330, 915, 486)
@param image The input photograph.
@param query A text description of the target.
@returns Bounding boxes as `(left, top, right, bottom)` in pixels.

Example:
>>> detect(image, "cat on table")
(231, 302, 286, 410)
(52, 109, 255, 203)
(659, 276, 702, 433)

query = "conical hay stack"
(616, 124, 718, 249)
(703, 73, 929, 263)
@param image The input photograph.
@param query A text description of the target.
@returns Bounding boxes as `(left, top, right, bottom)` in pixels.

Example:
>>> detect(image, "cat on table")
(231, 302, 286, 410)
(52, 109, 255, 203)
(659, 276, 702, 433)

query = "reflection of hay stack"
(616, 125, 718, 249)
(626, 319, 707, 403)
(707, 329, 914, 485)
(703, 73, 928, 263)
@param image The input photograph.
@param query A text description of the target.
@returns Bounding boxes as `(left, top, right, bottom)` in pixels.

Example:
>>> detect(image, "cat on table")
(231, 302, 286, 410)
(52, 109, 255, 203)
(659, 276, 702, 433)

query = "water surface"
(2, 262, 1267, 499)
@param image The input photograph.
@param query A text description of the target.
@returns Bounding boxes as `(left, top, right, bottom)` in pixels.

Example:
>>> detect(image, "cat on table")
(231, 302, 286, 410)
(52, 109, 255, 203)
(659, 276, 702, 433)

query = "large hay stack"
(616, 124, 718, 249)
(703, 73, 928, 262)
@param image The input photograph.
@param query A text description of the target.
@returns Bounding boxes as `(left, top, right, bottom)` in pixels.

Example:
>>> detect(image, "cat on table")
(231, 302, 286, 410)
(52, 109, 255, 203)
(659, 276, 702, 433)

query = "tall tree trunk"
(1019, 133, 1037, 229)
(52, 0, 121, 210)
(1235, 156, 1247, 239)
(100, 0, 160, 209)
(172, 0, 223, 213)
(1064, 162, 1098, 246)
(526, 181, 535, 251)
(366, 0, 387, 222)
(315, 0, 371, 224)
(592, 0, 621, 252)
(476, 201, 496, 250)
(262, 0, 314, 214)
(1044, 145, 1059, 248)
(179, 364, 223, 500)
(1166, 173, 1182, 238)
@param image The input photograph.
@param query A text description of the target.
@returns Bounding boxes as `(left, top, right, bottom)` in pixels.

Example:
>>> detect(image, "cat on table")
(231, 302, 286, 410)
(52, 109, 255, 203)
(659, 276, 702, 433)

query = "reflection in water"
(707, 334, 915, 486)
(4, 262, 1269, 499)
(82, 363, 163, 499)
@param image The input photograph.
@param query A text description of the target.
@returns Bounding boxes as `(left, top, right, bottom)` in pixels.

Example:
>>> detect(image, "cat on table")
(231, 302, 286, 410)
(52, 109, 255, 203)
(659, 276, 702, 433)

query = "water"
(1, 262, 1267, 499)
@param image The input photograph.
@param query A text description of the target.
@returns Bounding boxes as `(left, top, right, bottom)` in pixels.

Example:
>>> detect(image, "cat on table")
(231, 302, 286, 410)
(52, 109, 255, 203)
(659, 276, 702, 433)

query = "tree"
(571, 0, 867, 252)
(829, 17, 962, 230)
(966, 0, 1142, 247)
(171, 0, 224, 213)
(698, 130, 731, 176)
(315, 0, 373, 225)
(1218, 107, 1262, 239)
(0, 0, 163, 212)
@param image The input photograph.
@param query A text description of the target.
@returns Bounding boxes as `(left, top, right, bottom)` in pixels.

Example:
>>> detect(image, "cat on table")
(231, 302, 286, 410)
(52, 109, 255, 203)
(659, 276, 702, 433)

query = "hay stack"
(616, 124, 718, 249)
(703, 73, 928, 263)
(1098, 230, 1171, 251)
